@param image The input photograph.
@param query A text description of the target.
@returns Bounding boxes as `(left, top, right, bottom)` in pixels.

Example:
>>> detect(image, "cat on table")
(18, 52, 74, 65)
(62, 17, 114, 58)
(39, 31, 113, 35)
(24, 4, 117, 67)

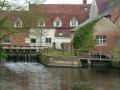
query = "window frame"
(70, 21, 78, 27)
(2, 36, 10, 44)
(96, 36, 106, 46)
(30, 38, 36, 43)
(14, 21, 22, 28)
(54, 21, 62, 27)
(46, 38, 51, 43)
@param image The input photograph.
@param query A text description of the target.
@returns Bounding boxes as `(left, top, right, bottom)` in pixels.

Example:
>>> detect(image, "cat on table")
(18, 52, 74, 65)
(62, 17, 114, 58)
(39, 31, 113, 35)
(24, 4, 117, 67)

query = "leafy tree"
(0, 46, 7, 58)
(0, 0, 45, 60)
(112, 46, 120, 66)
(73, 17, 101, 50)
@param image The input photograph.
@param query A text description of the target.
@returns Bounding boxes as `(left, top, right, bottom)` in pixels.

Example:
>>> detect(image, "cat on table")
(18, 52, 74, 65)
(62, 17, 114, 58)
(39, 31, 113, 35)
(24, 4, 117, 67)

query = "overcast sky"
(44, 0, 92, 4)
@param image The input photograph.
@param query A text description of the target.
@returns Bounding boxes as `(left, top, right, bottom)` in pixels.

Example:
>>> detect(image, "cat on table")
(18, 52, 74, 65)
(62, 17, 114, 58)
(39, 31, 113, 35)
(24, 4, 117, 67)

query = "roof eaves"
(70, 17, 99, 32)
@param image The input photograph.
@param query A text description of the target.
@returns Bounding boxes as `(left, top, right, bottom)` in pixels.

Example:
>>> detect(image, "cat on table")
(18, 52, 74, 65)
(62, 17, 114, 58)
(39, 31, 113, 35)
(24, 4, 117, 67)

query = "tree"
(0, 0, 46, 42)
(73, 17, 101, 50)
(0, 0, 45, 59)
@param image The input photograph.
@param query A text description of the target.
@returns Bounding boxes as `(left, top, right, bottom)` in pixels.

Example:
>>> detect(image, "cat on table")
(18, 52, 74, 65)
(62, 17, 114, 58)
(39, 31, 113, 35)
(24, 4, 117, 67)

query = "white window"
(37, 22, 45, 27)
(31, 38, 36, 43)
(14, 18, 22, 28)
(37, 18, 45, 27)
(2, 36, 10, 44)
(96, 36, 106, 46)
(54, 17, 62, 27)
(70, 17, 78, 27)
(46, 38, 51, 43)
(59, 33, 63, 36)
(85, 8, 88, 11)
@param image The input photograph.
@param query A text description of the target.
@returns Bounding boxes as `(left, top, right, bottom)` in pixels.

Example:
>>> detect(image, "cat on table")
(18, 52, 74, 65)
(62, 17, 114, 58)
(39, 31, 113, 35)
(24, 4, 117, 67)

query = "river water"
(0, 62, 120, 90)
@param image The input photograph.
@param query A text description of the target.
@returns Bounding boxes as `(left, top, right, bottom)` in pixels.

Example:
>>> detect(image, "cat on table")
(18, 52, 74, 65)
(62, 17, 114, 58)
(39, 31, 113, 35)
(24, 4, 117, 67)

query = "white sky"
(44, 0, 92, 4)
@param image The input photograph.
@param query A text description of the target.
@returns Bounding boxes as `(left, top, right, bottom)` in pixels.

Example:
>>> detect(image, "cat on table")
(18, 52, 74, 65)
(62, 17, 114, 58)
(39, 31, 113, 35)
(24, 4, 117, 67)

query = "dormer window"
(54, 17, 62, 27)
(70, 17, 78, 27)
(37, 18, 45, 27)
(14, 18, 22, 28)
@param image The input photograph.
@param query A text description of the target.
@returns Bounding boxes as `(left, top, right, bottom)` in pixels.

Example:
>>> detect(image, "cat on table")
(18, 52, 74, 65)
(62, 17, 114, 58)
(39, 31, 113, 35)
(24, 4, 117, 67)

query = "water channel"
(0, 62, 120, 90)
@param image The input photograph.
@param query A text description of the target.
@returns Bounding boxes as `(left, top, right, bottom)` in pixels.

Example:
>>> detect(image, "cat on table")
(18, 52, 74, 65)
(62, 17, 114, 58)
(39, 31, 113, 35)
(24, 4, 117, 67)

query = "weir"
(6, 54, 39, 62)
(2, 46, 42, 64)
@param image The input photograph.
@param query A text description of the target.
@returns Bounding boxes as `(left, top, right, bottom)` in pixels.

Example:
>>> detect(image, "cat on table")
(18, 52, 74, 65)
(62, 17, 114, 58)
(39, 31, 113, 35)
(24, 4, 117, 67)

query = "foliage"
(53, 42, 56, 49)
(0, 46, 7, 58)
(61, 42, 64, 49)
(111, 46, 120, 65)
(107, 1, 114, 8)
(73, 17, 101, 50)
(118, 24, 120, 28)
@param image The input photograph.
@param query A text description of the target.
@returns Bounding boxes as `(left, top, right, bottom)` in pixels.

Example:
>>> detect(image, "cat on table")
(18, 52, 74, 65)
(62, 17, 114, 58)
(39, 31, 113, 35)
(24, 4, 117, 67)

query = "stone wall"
(39, 53, 82, 68)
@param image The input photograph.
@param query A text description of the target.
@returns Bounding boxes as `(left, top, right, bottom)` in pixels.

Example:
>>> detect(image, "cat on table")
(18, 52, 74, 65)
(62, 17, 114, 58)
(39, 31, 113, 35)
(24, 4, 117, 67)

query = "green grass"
(43, 51, 75, 57)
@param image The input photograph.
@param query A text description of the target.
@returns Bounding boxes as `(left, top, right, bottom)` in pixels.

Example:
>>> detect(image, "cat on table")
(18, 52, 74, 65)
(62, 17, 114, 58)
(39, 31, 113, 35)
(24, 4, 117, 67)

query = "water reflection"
(0, 63, 120, 90)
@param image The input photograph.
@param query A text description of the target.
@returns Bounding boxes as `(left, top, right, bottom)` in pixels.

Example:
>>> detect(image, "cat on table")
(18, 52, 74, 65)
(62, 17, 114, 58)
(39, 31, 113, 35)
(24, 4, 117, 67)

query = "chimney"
(83, 0, 87, 4)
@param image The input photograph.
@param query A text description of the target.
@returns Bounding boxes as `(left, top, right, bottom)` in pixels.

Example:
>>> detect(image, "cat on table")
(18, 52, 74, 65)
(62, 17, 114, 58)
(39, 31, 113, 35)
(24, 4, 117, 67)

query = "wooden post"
(100, 50, 102, 60)
(89, 50, 91, 59)
(63, 49, 64, 56)
(47, 48, 48, 54)
(77, 49, 79, 57)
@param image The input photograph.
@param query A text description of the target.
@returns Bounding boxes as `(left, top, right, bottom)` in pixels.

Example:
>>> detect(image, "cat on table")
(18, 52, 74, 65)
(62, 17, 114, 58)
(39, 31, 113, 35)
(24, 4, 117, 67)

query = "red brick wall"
(93, 17, 120, 53)
(93, 30, 119, 53)
(0, 30, 29, 47)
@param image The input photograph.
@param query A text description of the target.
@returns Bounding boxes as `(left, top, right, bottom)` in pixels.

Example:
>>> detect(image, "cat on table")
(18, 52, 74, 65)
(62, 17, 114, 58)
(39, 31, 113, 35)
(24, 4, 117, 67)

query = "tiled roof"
(55, 29, 71, 37)
(45, 13, 89, 28)
(96, 0, 112, 15)
(71, 17, 98, 32)
(29, 4, 91, 14)
(102, 0, 120, 16)
(0, 4, 91, 28)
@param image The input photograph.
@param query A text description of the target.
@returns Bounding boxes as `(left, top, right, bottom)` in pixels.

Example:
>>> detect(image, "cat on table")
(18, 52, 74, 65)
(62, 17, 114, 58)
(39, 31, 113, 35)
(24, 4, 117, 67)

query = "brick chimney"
(83, 0, 87, 4)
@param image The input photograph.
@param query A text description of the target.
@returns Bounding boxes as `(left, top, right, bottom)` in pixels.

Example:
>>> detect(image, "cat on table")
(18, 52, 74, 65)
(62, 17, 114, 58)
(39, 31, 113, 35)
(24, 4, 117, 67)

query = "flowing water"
(0, 62, 120, 90)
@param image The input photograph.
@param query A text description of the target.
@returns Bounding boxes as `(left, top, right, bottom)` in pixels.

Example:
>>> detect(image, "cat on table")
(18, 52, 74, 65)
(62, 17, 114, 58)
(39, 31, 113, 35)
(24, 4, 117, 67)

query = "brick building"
(0, 0, 91, 48)
(71, 0, 120, 53)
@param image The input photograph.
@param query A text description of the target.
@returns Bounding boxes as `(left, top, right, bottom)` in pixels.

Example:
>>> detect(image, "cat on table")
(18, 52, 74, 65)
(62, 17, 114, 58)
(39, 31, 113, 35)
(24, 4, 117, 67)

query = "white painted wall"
(28, 28, 71, 49)
(29, 28, 56, 47)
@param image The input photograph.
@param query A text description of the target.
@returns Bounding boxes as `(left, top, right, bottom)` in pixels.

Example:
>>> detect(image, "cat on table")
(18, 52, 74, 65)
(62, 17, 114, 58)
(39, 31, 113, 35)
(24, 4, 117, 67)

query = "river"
(0, 62, 120, 90)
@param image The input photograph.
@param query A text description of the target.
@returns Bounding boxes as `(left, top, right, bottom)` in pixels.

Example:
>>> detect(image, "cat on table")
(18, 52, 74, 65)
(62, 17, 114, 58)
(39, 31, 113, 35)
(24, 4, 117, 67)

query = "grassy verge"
(43, 51, 75, 57)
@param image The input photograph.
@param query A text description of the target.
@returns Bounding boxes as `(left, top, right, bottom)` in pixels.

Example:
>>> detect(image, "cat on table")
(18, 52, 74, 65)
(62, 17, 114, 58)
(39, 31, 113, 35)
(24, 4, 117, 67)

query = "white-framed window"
(37, 22, 45, 27)
(31, 38, 36, 43)
(70, 17, 78, 27)
(37, 18, 45, 27)
(14, 18, 22, 28)
(54, 17, 62, 27)
(46, 38, 51, 43)
(84, 8, 88, 11)
(96, 36, 106, 46)
(2, 36, 10, 44)
(59, 33, 63, 36)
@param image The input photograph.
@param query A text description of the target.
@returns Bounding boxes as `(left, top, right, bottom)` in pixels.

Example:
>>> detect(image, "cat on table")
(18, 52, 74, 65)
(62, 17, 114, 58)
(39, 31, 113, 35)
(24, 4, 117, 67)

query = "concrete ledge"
(39, 53, 82, 68)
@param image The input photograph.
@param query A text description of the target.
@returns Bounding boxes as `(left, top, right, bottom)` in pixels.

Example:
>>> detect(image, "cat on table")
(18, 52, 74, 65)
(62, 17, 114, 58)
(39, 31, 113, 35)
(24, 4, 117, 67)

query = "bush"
(53, 42, 56, 49)
(112, 46, 120, 65)
(0, 45, 7, 58)
(61, 42, 64, 49)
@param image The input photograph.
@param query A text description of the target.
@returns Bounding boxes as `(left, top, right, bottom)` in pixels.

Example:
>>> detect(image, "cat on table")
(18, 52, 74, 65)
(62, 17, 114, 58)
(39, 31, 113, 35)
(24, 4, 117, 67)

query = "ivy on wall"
(73, 17, 101, 50)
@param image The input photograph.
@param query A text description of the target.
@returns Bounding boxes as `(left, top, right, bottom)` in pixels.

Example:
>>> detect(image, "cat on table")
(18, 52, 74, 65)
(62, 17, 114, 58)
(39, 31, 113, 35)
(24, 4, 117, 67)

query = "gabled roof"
(102, 0, 120, 16)
(0, 4, 91, 28)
